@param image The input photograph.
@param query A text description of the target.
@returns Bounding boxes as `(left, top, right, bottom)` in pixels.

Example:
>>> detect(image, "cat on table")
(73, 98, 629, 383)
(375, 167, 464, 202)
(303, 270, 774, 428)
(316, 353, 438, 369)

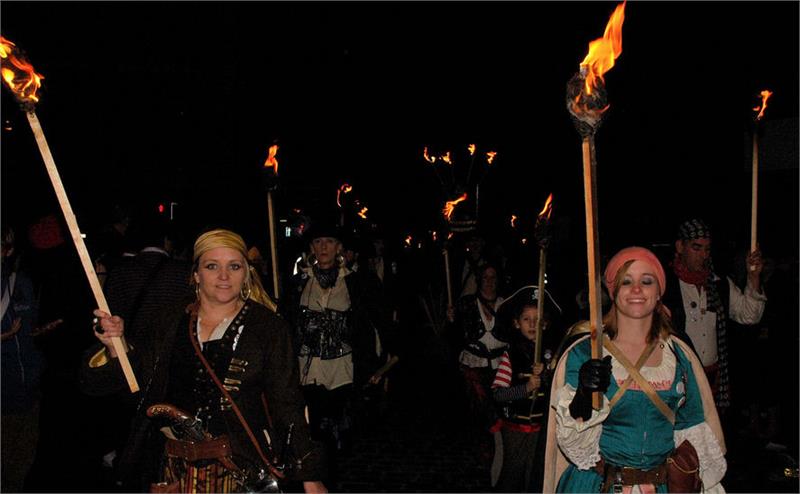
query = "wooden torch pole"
(581, 136, 603, 410)
(443, 248, 453, 308)
(534, 247, 547, 365)
(26, 111, 139, 393)
(267, 190, 280, 300)
(750, 132, 759, 254)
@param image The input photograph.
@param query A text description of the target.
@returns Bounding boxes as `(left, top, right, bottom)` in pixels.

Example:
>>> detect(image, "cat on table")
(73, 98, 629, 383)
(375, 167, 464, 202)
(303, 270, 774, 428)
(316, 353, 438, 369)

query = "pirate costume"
(80, 299, 326, 492)
(662, 219, 766, 411)
(542, 247, 727, 494)
(490, 285, 560, 492)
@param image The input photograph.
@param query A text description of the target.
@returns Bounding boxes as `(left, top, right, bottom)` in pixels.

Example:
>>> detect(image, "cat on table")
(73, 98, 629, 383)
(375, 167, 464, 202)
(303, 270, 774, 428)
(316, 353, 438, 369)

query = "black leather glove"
(569, 355, 612, 421)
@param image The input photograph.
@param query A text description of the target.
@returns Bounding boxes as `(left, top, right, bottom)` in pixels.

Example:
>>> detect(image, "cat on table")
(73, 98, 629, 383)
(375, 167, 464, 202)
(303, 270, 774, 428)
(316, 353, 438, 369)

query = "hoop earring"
(307, 254, 318, 267)
(241, 283, 252, 301)
(335, 253, 345, 266)
(194, 283, 200, 300)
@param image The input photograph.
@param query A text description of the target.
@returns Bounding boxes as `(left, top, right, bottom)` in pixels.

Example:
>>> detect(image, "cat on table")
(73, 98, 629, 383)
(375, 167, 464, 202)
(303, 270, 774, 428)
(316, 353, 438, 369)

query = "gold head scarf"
(193, 229, 277, 312)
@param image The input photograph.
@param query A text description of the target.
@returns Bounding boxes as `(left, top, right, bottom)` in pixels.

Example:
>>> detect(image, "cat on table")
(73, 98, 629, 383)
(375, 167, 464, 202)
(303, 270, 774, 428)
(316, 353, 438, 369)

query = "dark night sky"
(2, 1, 798, 259)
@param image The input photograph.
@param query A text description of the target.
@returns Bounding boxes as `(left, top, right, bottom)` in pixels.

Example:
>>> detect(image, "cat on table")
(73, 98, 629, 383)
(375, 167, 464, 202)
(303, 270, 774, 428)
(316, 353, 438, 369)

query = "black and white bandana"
(677, 218, 712, 241)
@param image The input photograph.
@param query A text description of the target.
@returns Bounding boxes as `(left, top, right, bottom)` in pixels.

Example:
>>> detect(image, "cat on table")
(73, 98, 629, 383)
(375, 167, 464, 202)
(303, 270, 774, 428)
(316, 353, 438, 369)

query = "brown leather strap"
(594, 457, 668, 487)
(165, 436, 232, 462)
(603, 339, 675, 424)
(608, 340, 658, 409)
(188, 310, 285, 480)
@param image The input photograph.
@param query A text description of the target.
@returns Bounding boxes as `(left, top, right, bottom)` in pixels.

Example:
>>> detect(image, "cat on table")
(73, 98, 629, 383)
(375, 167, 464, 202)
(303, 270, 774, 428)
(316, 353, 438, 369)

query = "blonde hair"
(602, 259, 672, 344)
(193, 229, 277, 312)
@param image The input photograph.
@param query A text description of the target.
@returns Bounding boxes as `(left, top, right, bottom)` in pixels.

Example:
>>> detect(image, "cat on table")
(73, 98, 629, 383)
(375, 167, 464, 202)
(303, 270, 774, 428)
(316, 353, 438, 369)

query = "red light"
(158, 204, 165, 213)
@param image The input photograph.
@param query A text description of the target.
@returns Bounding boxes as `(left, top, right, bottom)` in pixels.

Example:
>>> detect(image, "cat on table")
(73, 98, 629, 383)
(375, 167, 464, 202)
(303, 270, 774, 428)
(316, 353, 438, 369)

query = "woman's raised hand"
(92, 309, 125, 358)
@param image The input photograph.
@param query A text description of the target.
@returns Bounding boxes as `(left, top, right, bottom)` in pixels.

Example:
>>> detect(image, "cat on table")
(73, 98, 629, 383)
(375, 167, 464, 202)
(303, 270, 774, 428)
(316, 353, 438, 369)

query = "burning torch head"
(566, 70, 609, 137)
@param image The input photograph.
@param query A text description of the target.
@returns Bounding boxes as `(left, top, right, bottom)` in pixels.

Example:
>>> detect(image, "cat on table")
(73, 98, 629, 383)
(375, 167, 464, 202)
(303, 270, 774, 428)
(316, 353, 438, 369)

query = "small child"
(491, 285, 556, 492)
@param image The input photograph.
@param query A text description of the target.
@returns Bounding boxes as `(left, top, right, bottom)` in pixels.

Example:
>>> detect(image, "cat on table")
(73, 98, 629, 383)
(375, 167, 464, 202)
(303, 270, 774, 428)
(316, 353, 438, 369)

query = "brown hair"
(602, 260, 672, 344)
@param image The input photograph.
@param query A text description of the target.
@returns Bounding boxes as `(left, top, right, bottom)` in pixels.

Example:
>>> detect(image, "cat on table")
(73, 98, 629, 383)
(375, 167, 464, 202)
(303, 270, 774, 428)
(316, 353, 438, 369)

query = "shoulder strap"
(187, 312, 285, 480)
(607, 339, 658, 409)
(603, 338, 675, 424)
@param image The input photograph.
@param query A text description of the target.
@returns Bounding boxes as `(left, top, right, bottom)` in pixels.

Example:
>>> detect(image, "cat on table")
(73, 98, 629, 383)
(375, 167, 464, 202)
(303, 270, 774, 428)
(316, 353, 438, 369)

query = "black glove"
(569, 355, 612, 421)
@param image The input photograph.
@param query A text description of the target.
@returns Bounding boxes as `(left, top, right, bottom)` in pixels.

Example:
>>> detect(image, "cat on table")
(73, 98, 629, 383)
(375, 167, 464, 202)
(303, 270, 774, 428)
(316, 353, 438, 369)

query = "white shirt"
(680, 276, 767, 367)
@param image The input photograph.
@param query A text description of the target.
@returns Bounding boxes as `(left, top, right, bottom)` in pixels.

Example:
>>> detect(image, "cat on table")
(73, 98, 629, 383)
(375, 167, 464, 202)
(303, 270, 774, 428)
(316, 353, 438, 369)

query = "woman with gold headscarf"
(81, 229, 327, 493)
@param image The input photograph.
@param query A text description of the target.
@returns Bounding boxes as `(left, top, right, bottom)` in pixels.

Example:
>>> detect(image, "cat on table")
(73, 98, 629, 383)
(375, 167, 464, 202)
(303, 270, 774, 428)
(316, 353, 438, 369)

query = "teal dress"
(556, 337, 704, 493)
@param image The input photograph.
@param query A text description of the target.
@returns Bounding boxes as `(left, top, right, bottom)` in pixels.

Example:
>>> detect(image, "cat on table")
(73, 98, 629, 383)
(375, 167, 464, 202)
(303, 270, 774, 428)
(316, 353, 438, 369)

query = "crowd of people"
(1, 201, 797, 493)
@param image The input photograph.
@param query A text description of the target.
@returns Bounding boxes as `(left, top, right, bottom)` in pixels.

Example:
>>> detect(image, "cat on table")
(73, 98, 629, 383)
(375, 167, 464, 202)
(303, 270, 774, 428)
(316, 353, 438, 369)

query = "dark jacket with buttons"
(79, 299, 326, 490)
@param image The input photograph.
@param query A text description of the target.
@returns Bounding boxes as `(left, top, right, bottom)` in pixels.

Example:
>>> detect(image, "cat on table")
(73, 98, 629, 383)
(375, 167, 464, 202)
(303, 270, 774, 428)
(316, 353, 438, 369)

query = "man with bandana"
(662, 218, 766, 414)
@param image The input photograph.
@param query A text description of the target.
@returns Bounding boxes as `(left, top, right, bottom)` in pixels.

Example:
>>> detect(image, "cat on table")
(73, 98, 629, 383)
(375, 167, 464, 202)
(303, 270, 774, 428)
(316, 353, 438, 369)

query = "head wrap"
(193, 229, 276, 312)
(603, 246, 666, 296)
(677, 218, 712, 241)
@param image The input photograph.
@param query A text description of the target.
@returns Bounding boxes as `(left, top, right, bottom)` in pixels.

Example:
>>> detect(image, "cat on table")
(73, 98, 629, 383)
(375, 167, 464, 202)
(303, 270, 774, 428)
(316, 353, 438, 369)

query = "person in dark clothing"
(81, 229, 327, 493)
(1, 226, 45, 493)
(285, 220, 390, 476)
(490, 285, 557, 492)
(93, 212, 194, 487)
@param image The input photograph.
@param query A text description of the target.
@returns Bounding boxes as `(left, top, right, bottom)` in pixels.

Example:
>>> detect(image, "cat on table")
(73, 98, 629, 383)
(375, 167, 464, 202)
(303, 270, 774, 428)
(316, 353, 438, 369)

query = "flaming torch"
(262, 144, 281, 301)
(0, 37, 139, 391)
(566, 1, 626, 409)
(751, 89, 773, 257)
(337, 183, 353, 227)
(442, 192, 468, 308)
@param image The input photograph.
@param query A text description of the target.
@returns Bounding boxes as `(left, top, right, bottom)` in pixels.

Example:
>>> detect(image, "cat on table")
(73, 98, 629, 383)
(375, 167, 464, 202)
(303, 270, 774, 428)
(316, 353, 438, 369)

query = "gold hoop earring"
(241, 283, 252, 301)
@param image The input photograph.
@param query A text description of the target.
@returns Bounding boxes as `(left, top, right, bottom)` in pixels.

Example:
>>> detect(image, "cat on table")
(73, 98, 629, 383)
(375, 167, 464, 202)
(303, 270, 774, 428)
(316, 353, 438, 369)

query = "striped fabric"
(492, 351, 512, 389)
(164, 457, 239, 493)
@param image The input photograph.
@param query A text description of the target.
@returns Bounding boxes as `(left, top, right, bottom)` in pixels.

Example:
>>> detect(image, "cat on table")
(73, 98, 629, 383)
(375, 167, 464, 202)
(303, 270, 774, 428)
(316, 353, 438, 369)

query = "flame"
(432, 230, 438, 242)
(468, 144, 476, 156)
(447, 232, 454, 240)
(579, 2, 626, 95)
(441, 151, 452, 165)
(405, 235, 412, 246)
(443, 193, 468, 221)
(537, 193, 554, 221)
(423, 147, 437, 163)
(486, 151, 497, 164)
(336, 183, 353, 208)
(753, 89, 773, 121)
(263, 144, 279, 174)
(510, 214, 518, 228)
(357, 207, 368, 219)
(0, 36, 44, 104)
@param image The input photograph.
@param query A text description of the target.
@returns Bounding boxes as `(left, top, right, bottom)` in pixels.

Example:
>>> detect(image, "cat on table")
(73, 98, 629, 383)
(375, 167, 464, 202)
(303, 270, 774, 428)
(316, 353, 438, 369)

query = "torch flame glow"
(511, 214, 518, 228)
(405, 235, 412, 247)
(443, 193, 468, 221)
(263, 144, 279, 175)
(753, 90, 773, 121)
(468, 144, 476, 156)
(357, 207, 368, 219)
(579, 2, 626, 95)
(537, 193, 554, 221)
(441, 151, 452, 165)
(0, 36, 44, 104)
(336, 183, 353, 208)
(423, 146, 437, 163)
(486, 151, 497, 164)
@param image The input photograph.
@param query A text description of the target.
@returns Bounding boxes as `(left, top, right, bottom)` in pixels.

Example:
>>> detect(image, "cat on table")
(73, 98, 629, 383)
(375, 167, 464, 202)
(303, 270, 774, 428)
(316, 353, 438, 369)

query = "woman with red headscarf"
(543, 247, 727, 493)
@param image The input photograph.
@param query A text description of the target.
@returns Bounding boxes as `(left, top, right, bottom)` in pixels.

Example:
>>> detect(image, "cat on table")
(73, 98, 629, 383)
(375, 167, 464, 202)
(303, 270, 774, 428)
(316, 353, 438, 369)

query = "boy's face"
(514, 306, 541, 342)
